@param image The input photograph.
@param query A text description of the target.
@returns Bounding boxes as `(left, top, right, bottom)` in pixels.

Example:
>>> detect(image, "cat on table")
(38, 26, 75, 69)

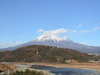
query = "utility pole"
(37, 51, 39, 55)
(8, 68, 10, 75)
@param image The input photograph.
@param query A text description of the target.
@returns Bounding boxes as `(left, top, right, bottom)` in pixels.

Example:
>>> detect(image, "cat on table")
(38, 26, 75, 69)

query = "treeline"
(0, 45, 99, 63)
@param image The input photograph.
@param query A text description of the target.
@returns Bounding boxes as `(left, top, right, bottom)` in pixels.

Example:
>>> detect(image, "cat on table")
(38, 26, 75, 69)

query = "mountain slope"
(0, 45, 94, 63)
(0, 32, 100, 53)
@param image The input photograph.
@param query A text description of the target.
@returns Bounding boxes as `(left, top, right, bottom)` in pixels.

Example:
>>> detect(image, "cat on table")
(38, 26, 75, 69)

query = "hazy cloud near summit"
(80, 41, 91, 45)
(49, 28, 68, 35)
(37, 28, 68, 35)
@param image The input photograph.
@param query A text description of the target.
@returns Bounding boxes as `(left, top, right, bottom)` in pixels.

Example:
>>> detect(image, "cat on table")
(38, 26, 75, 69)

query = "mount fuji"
(0, 32, 100, 53)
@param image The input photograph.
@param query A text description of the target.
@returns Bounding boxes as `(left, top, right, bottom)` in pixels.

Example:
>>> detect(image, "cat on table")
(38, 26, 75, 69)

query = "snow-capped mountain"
(0, 32, 100, 53)
(31, 32, 67, 42)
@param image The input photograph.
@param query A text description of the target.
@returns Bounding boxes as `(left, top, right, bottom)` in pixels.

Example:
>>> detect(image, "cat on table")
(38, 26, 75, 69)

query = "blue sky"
(0, 0, 100, 48)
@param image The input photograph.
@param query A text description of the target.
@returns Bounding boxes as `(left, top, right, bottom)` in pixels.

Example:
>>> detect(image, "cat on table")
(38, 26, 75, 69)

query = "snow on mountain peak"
(34, 31, 67, 42)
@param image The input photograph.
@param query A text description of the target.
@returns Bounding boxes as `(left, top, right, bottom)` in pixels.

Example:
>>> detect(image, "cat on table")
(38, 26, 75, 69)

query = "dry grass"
(0, 63, 16, 72)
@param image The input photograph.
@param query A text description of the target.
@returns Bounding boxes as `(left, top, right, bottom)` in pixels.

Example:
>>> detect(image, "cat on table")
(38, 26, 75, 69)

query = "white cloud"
(80, 42, 91, 45)
(80, 30, 90, 33)
(78, 23, 82, 28)
(93, 27, 100, 31)
(37, 29, 44, 32)
(73, 30, 77, 32)
(79, 27, 100, 33)
(0, 41, 22, 48)
(49, 28, 68, 35)
(38, 28, 68, 35)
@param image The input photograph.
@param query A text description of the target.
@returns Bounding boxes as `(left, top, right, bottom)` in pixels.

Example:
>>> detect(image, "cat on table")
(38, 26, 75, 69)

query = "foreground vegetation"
(10, 69, 44, 75)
